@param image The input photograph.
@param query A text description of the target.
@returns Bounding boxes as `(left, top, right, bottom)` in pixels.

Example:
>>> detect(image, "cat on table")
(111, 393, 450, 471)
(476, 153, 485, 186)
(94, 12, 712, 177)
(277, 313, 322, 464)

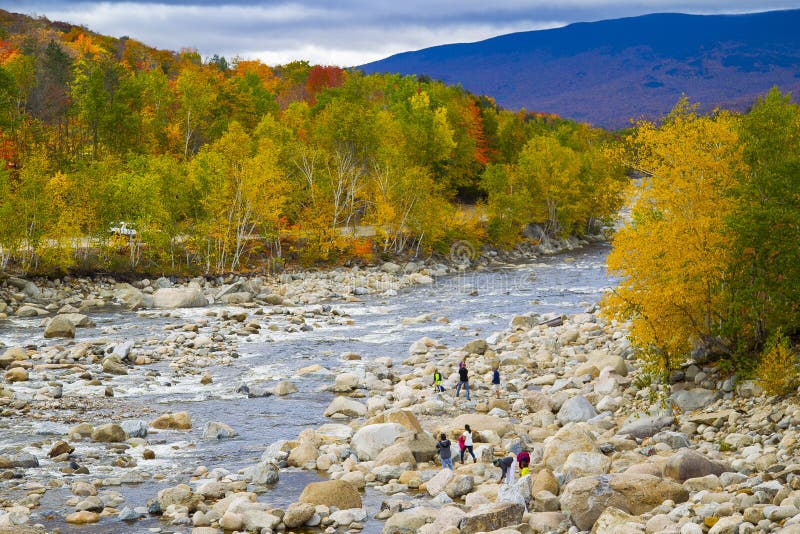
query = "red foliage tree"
(305, 66, 345, 104)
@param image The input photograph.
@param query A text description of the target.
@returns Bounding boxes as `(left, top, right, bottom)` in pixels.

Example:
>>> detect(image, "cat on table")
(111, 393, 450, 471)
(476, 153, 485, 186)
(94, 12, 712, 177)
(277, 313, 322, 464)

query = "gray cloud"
(2, 1, 799, 66)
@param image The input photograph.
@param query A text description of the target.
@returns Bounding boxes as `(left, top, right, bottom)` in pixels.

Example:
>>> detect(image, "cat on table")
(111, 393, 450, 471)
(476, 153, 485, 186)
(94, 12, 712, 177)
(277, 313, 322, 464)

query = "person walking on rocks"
(460, 424, 477, 463)
(491, 366, 501, 398)
(433, 369, 445, 393)
(456, 362, 470, 400)
(436, 433, 453, 470)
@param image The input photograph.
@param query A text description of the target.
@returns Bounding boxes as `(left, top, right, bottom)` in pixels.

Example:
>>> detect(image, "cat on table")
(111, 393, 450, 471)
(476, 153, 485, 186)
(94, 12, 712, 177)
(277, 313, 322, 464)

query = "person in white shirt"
(460, 424, 477, 463)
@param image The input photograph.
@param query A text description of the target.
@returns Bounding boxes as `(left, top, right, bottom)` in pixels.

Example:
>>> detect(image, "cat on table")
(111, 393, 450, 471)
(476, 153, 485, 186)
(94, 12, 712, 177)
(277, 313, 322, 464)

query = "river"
(0, 243, 613, 533)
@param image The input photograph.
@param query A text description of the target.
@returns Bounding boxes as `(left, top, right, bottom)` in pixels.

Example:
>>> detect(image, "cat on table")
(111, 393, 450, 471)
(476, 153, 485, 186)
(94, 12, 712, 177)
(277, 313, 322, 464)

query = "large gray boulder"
(662, 449, 731, 482)
(323, 396, 366, 418)
(350, 423, 407, 460)
(152, 288, 208, 309)
(556, 395, 598, 425)
(458, 502, 526, 534)
(115, 286, 153, 310)
(56, 313, 95, 328)
(44, 316, 76, 338)
(559, 474, 689, 530)
(617, 414, 674, 439)
(670, 388, 717, 411)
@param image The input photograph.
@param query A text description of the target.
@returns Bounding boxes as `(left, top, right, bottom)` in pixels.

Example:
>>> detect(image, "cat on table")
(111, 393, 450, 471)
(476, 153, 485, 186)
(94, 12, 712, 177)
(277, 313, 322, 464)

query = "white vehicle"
(110, 222, 137, 237)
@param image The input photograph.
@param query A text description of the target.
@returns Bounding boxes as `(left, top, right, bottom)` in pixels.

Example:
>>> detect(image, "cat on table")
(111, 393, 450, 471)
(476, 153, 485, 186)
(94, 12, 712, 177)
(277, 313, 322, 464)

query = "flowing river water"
(0, 243, 614, 533)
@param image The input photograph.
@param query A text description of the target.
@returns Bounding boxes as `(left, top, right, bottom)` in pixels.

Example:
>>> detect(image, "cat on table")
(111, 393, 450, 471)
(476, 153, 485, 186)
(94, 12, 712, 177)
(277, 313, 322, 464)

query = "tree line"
(604, 89, 800, 380)
(0, 15, 627, 274)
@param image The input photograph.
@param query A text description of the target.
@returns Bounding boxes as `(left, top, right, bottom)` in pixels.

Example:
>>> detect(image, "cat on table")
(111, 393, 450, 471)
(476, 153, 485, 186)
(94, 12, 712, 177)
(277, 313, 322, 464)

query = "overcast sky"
(3, 1, 800, 66)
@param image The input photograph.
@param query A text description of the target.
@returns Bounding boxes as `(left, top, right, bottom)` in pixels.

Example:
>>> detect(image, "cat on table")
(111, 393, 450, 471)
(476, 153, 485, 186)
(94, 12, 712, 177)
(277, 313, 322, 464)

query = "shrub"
(755, 331, 799, 396)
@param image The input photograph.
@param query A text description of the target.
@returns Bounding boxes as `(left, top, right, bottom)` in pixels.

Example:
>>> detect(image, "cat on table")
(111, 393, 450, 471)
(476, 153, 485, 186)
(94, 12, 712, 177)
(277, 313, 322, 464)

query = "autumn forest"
(1, 11, 800, 373)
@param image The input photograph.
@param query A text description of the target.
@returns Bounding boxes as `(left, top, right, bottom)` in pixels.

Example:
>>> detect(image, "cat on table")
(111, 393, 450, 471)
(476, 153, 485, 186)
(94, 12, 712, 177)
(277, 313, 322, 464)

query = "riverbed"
(0, 243, 613, 533)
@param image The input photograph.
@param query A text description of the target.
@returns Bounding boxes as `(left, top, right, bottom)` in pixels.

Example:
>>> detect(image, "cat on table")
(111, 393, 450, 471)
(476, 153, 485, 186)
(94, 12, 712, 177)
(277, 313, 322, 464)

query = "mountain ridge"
(360, 10, 800, 129)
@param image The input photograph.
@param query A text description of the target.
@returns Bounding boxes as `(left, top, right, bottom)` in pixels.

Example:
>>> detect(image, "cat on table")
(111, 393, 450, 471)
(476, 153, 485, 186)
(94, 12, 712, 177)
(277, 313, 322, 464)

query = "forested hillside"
(0, 9, 627, 275)
(360, 10, 800, 129)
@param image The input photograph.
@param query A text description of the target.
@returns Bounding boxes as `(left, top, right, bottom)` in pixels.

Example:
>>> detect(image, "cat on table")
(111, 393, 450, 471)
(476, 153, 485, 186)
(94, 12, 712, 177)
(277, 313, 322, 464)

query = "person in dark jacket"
(456, 363, 470, 400)
(491, 366, 501, 398)
(436, 433, 453, 470)
(493, 456, 516, 483)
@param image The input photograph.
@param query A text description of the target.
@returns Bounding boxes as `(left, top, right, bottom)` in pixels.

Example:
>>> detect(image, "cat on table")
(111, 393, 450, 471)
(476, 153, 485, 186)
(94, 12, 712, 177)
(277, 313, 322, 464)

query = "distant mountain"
(360, 10, 800, 129)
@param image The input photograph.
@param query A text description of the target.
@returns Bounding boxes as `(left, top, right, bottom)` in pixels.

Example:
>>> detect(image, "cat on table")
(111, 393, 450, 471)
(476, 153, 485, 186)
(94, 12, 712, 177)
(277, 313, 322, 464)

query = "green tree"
(724, 88, 800, 353)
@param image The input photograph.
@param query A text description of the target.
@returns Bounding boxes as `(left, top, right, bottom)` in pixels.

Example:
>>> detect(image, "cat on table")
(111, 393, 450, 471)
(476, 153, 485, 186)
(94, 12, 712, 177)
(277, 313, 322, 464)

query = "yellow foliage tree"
(603, 99, 746, 372)
(192, 122, 288, 272)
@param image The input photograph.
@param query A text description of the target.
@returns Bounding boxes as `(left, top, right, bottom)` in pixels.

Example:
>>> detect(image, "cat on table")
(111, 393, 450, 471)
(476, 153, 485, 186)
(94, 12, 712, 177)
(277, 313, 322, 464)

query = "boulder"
(65, 511, 99, 524)
(4, 367, 29, 382)
(157, 484, 198, 511)
(559, 473, 689, 530)
(575, 353, 628, 378)
(651, 431, 691, 450)
(220, 292, 253, 305)
(351, 423, 407, 460)
(247, 461, 279, 485)
(298, 480, 361, 509)
(542, 423, 598, 471)
(102, 356, 128, 375)
(151, 411, 192, 430)
(48, 441, 74, 458)
(116, 286, 153, 310)
(0, 347, 27, 368)
(425, 467, 455, 496)
(112, 340, 135, 360)
(533, 468, 560, 495)
(15, 305, 47, 317)
(120, 420, 148, 438)
(617, 415, 674, 439)
(382, 510, 428, 533)
(0, 453, 39, 468)
(203, 421, 238, 440)
(287, 442, 319, 467)
(8, 277, 40, 299)
(562, 451, 611, 481)
(56, 313, 95, 328)
(662, 449, 731, 482)
(591, 506, 644, 534)
(401, 431, 438, 463)
(384, 410, 424, 433)
(556, 395, 598, 424)
(670, 388, 717, 411)
(91, 423, 127, 443)
(444, 414, 513, 437)
(44, 316, 75, 338)
(152, 287, 208, 309)
(458, 502, 526, 534)
(444, 475, 474, 498)
(271, 380, 298, 396)
(529, 512, 569, 534)
(463, 339, 488, 354)
(242, 510, 281, 531)
(323, 396, 366, 417)
(283, 502, 316, 528)
(375, 442, 416, 467)
(523, 389, 551, 412)
(333, 372, 361, 392)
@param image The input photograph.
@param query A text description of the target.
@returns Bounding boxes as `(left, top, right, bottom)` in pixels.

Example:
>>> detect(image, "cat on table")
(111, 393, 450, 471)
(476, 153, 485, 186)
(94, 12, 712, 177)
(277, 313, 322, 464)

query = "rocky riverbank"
(3, 236, 796, 534)
(241, 308, 800, 534)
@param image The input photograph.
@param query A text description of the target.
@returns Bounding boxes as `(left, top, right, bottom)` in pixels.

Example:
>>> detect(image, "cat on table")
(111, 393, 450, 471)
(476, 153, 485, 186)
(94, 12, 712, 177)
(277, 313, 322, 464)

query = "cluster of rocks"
(232, 308, 800, 534)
